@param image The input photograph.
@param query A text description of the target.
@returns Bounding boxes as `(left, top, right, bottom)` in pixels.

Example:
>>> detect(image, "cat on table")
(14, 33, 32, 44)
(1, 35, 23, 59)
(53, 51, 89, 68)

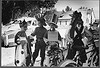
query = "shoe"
(41, 64, 44, 67)
(31, 63, 34, 66)
(41, 63, 44, 67)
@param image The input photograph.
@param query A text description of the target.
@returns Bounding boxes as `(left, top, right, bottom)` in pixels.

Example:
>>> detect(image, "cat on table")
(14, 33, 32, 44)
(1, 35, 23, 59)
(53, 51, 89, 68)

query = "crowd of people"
(14, 10, 99, 67)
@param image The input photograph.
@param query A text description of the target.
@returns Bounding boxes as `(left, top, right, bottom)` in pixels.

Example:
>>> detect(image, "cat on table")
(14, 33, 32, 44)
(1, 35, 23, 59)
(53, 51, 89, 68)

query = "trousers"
(32, 39, 47, 66)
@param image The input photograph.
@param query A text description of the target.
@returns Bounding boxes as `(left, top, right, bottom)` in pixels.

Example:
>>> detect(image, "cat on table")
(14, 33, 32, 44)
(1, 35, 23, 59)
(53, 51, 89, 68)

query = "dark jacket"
(73, 25, 84, 50)
(31, 26, 47, 39)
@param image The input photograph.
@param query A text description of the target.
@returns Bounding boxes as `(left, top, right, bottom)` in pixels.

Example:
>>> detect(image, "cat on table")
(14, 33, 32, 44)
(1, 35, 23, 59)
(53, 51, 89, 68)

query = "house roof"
(54, 11, 64, 18)
(58, 11, 73, 20)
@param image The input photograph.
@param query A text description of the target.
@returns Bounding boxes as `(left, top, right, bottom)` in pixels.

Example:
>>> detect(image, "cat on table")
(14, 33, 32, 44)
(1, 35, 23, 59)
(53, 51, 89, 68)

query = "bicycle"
(44, 41, 64, 67)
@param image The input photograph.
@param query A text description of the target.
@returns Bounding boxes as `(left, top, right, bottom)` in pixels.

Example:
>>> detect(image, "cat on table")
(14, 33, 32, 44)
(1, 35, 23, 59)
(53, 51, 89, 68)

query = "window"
(8, 34, 15, 39)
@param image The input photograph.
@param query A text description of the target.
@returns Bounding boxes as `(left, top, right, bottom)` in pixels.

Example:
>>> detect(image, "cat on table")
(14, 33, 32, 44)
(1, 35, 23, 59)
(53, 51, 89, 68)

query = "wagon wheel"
(50, 64, 55, 67)
(60, 51, 64, 61)
(65, 63, 79, 67)
(58, 53, 64, 63)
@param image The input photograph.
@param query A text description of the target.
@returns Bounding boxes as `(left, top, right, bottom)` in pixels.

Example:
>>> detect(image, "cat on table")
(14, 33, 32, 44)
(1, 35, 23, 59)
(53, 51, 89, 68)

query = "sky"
(55, 0, 99, 19)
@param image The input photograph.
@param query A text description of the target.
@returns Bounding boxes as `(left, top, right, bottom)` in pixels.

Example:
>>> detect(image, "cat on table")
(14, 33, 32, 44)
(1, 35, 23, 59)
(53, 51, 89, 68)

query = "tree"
(2, 0, 58, 25)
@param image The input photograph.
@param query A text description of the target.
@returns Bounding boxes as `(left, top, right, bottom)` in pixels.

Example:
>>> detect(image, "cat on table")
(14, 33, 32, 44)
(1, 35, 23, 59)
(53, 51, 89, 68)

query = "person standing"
(43, 22, 62, 67)
(65, 11, 81, 59)
(30, 17, 47, 67)
(66, 12, 87, 66)
(72, 21, 87, 66)
(15, 20, 32, 66)
(44, 22, 62, 45)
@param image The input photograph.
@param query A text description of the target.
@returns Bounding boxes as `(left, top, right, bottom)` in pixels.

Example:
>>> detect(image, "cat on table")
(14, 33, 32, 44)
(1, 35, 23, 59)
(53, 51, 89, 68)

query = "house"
(58, 11, 73, 25)
(58, 8, 96, 27)
(77, 8, 96, 27)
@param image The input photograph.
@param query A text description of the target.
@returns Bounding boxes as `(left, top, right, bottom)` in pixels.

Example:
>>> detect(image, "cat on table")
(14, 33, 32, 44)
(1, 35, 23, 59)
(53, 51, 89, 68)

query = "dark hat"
(49, 22, 58, 28)
(37, 17, 47, 26)
(69, 11, 78, 17)
(19, 19, 27, 27)
(69, 11, 82, 18)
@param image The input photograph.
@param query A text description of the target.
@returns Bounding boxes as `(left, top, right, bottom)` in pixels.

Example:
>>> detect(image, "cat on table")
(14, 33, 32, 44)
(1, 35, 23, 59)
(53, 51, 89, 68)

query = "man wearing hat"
(15, 20, 32, 66)
(44, 21, 62, 43)
(30, 17, 47, 66)
(44, 22, 62, 49)
(89, 22, 98, 36)
(43, 22, 62, 66)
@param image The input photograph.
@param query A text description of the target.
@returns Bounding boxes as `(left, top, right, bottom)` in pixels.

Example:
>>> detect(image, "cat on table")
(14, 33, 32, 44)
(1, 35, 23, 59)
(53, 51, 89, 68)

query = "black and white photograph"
(1, 0, 99, 67)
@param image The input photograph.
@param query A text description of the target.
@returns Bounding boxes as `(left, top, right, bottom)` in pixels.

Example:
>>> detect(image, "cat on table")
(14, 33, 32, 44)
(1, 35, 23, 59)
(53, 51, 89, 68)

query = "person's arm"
(44, 30, 48, 39)
(43, 31, 48, 43)
(31, 28, 37, 36)
(15, 32, 20, 45)
(74, 27, 79, 39)
(29, 27, 37, 39)
(58, 32, 62, 41)
(80, 25, 84, 33)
